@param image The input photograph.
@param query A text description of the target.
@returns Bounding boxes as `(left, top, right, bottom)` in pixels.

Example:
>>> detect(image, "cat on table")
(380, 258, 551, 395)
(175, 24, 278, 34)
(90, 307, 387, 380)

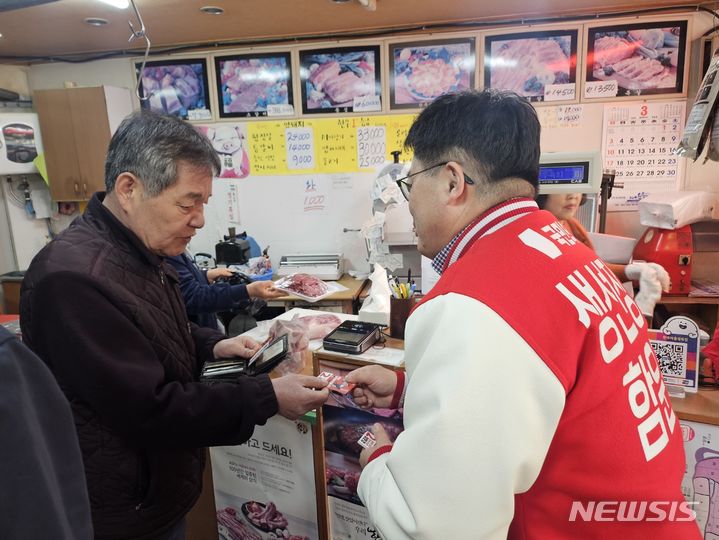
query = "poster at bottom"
(680, 420, 719, 539)
(328, 496, 382, 540)
(320, 361, 404, 540)
(210, 415, 319, 539)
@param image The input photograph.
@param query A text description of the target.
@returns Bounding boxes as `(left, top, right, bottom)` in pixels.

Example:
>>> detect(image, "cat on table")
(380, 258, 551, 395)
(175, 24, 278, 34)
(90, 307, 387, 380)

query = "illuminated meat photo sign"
(586, 20, 688, 98)
(484, 29, 579, 102)
(214, 52, 294, 118)
(136, 58, 211, 120)
(389, 38, 475, 109)
(299, 45, 382, 114)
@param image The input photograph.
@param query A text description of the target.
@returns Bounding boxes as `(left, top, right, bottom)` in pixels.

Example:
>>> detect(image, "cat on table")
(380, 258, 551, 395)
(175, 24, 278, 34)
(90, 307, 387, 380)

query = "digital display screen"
(327, 330, 366, 344)
(538, 162, 589, 185)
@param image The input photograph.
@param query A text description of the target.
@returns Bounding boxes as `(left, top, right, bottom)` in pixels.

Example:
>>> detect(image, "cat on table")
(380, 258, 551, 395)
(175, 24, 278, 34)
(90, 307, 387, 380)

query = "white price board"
(357, 126, 386, 169)
(602, 101, 685, 211)
(286, 127, 316, 170)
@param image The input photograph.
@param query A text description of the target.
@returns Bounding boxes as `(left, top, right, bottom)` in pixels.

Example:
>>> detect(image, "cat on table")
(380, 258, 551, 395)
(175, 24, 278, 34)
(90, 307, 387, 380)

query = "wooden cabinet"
(33, 86, 133, 201)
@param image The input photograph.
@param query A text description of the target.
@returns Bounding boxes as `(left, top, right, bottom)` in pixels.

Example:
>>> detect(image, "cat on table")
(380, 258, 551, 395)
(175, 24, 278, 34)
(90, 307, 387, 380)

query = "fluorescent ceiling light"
(97, 0, 129, 8)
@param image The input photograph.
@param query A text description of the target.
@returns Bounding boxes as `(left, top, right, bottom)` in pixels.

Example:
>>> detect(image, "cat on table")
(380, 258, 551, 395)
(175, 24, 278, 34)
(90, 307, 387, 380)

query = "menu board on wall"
(210, 417, 320, 540)
(601, 101, 685, 211)
(247, 114, 416, 176)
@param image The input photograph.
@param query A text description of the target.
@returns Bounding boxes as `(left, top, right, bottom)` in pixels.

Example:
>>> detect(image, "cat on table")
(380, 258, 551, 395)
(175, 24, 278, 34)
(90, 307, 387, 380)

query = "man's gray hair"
(104, 110, 221, 196)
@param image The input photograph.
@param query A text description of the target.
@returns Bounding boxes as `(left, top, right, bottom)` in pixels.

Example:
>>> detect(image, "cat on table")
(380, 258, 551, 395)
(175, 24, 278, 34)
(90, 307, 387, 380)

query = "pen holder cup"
(389, 297, 417, 340)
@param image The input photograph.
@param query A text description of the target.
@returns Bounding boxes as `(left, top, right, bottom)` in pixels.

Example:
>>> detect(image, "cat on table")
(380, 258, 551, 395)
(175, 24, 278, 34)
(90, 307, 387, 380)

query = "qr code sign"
(651, 341, 687, 377)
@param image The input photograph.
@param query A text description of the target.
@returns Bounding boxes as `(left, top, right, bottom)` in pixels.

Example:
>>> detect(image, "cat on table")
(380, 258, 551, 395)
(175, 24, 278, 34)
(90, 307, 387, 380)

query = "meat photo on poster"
(136, 58, 211, 120)
(390, 38, 475, 109)
(300, 46, 381, 114)
(484, 29, 578, 102)
(586, 20, 688, 96)
(214, 52, 294, 118)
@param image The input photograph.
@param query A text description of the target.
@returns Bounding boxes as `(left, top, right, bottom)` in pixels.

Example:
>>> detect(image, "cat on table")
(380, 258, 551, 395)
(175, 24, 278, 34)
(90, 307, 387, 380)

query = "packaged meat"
(268, 316, 311, 375)
(677, 47, 719, 160)
(274, 273, 331, 302)
(299, 313, 342, 339)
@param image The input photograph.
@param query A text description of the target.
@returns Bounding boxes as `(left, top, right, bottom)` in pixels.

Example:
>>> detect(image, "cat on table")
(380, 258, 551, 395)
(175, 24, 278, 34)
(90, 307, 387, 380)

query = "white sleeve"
(357, 293, 566, 539)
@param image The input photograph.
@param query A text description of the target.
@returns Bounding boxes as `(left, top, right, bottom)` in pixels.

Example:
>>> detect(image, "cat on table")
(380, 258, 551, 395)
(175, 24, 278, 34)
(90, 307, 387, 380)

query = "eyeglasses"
(395, 161, 476, 201)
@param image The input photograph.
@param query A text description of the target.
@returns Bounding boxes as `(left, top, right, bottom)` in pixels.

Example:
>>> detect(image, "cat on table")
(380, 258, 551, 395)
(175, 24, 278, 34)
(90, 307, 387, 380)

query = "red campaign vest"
(418, 209, 699, 539)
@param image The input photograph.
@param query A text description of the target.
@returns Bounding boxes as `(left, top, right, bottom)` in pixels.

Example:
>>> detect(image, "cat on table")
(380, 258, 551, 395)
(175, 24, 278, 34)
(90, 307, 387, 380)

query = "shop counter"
(207, 308, 402, 540)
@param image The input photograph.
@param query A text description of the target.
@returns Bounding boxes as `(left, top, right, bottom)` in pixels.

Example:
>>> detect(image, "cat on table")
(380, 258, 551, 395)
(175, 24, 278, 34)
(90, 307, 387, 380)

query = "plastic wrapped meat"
(299, 313, 342, 339)
(268, 316, 310, 375)
(279, 274, 329, 298)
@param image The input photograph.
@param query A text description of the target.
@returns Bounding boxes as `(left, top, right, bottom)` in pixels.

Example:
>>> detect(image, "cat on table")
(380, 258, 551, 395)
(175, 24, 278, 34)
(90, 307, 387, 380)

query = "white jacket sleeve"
(357, 293, 566, 539)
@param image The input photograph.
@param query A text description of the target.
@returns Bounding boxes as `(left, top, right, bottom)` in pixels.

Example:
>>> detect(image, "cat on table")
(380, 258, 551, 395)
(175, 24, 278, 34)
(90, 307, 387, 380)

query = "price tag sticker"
(353, 95, 381, 113)
(285, 127, 315, 170)
(267, 103, 295, 117)
(544, 83, 576, 102)
(585, 80, 618, 99)
(358, 430, 377, 449)
(187, 108, 212, 120)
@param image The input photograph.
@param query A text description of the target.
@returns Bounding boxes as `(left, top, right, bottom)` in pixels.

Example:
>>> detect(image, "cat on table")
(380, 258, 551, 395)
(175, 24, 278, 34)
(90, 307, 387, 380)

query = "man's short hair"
(104, 110, 221, 196)
(404, 89, 540, 189)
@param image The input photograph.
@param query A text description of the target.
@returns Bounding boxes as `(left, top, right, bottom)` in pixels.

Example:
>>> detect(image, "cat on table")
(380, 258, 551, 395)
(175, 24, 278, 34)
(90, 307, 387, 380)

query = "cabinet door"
(68, 87, 112, 199)
(34, 89, 84, 201)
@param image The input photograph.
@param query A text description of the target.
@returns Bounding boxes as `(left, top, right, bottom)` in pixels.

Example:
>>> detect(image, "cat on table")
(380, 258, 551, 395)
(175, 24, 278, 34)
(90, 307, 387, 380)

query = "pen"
(410, 284, 416, 297)
(407, 269, 412, 286)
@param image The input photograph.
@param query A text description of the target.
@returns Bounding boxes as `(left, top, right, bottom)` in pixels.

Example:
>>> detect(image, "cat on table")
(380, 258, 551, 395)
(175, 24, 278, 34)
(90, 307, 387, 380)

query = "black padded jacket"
(20, 193, 278, 540)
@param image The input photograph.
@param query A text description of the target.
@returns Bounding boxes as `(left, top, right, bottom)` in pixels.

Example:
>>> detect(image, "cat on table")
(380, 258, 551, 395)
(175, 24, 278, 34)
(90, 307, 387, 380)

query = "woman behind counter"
(536, 192, 670, 317)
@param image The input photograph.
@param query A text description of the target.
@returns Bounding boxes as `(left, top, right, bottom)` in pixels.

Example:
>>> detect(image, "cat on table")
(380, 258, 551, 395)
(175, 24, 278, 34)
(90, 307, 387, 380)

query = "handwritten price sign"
(544, 83, 576, 102)
(357, 126, 386, 169)
(585, 80, 618, 99)
(285, 127, 315, 170)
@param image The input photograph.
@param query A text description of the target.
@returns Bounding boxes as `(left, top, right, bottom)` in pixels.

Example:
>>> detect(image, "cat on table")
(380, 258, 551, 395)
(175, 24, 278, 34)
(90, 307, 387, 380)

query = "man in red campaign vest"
(344, 90, 700, 539)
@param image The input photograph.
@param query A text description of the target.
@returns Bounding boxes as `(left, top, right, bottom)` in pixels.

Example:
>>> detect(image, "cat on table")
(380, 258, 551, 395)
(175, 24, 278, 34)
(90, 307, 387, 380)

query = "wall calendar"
(602, 101, 685, 211)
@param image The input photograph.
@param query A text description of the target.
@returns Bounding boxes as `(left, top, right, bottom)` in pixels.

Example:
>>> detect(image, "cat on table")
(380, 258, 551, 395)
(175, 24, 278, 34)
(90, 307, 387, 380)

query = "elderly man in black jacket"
(20, 110, 329, 540)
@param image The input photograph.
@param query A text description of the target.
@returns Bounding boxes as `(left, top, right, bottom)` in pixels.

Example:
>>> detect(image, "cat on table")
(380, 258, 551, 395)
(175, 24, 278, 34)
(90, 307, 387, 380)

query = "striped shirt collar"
(431, 197, 539, 275)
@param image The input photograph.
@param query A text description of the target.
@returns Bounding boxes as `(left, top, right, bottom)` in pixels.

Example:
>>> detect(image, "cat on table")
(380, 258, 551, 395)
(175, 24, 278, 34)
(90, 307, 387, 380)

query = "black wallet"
(200, 334, 289, 382)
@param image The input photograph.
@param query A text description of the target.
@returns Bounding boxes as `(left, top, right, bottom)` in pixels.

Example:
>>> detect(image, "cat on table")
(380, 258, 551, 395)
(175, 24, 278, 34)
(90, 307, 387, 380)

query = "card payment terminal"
(323, 320, 381, 354)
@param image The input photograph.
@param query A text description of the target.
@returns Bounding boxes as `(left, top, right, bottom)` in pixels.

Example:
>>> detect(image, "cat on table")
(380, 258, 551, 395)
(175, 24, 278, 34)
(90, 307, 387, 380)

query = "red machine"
(632, 225, 693, 295)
